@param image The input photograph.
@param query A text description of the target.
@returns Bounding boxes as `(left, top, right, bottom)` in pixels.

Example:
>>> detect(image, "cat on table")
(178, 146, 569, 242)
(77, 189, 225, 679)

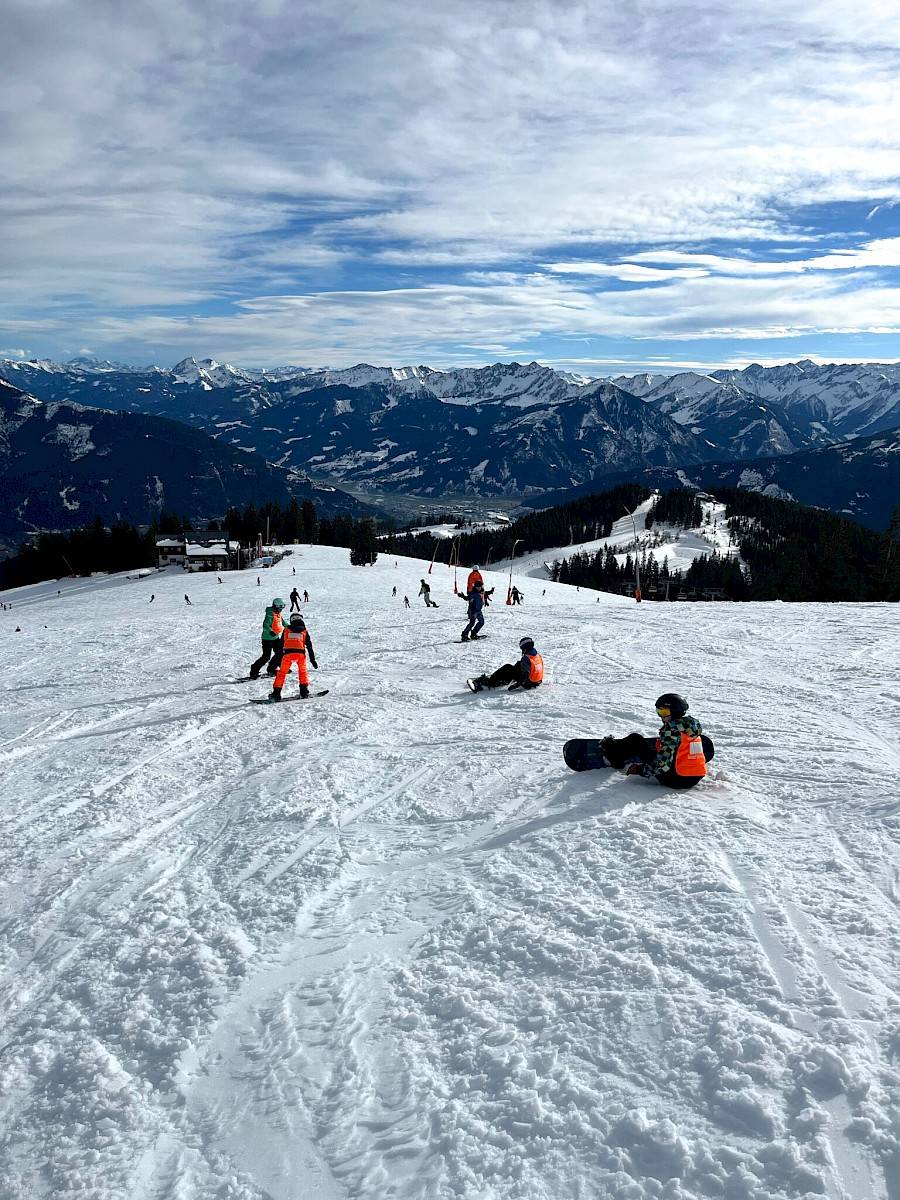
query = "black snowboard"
(251, 690, 329, 704)
(563, 738, 610, 772)
(459, 635, 488, 642)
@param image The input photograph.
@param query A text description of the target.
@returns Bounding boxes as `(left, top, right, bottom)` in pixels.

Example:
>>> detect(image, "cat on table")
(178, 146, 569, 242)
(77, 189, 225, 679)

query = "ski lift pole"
(624, 507, 641, 602)
(451, 535, 461, 594)
(507, 538, 523, 604)
(428, 538, 440, 575)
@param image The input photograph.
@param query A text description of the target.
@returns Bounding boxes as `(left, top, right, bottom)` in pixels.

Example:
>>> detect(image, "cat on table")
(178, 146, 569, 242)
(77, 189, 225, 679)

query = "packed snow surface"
(1, 550, 899, 1200)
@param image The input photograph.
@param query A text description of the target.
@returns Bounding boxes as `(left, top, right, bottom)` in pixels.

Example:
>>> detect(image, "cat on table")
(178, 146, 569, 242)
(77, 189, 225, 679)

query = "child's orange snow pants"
(274, 652, 309, 688)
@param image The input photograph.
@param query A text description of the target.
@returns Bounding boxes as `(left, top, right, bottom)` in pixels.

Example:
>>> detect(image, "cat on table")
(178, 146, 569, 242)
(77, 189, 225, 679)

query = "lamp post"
(507, 538, 523, 604)
(624, 508, 641, 602)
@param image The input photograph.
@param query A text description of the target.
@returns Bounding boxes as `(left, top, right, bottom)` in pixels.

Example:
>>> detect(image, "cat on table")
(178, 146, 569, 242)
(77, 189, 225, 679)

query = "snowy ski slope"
(1, 549, 899, 1200)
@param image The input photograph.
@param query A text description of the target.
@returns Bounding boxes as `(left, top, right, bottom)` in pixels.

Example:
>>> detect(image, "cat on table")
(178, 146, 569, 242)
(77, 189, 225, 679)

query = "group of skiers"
(248, 596, 318, 700)
(246, 564, 714, 788)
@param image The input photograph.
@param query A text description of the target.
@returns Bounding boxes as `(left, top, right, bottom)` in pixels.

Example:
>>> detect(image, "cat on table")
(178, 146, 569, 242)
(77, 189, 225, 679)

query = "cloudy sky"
(3, 0, 900, 372)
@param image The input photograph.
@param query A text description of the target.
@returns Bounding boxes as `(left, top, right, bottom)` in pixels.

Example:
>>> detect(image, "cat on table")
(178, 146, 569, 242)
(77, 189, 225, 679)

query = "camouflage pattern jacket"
(644, 714, 704, 778)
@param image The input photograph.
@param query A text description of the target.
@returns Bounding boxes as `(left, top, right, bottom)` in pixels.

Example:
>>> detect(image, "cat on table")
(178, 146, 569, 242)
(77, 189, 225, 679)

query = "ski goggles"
(655, 705, 672, 717)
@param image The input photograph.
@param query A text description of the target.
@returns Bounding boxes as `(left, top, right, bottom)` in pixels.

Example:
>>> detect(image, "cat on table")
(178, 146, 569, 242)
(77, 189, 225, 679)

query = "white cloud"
(4, 0, 900, 355)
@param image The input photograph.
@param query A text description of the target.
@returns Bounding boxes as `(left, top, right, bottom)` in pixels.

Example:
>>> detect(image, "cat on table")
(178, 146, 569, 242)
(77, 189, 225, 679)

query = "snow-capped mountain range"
(1, 356, 898, 506)
(0, 378, 370, 553)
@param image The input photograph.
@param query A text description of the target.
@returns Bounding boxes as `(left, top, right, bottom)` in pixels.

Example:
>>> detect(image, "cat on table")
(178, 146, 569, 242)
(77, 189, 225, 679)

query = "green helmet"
(272, 597, 285, 610)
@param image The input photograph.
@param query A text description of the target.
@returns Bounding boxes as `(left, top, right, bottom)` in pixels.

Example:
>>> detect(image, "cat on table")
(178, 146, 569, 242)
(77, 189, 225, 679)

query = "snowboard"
(459, 635, 488, 642)
(563, 738, 610, 772)
(251, 690, 329, 704)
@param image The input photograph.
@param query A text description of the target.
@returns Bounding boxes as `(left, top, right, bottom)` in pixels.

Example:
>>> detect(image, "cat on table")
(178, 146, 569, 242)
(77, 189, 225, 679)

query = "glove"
(625, 764, 644, 776)
(310, 659, 318, 669)
(507, 682, 521, 692)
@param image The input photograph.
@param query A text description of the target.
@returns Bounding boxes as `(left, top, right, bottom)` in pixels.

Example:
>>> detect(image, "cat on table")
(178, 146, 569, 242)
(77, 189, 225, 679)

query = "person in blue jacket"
(459, 580, 486, 641)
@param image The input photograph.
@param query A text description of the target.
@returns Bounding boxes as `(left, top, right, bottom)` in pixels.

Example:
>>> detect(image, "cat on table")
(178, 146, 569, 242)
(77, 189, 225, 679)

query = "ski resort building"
(155, 529, 243, 571)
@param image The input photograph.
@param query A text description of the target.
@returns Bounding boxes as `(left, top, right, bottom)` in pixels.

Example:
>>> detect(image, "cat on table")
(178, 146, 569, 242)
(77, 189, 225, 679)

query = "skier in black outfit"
(467, 637, 543, 692)
(289, 587, 301, 611)
(184, 594, 192, 605)
(459, 580, 485, 640)
(510, 585, 524, 605)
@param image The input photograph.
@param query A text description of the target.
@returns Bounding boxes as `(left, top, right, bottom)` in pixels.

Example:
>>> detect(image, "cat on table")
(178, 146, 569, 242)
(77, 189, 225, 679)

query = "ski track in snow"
(1, 550, 899, 1200)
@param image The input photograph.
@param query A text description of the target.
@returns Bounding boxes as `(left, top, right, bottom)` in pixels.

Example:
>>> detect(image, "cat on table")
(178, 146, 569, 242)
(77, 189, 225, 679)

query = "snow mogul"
(563, 693, 714, 789)
(467, 636, 544, 692)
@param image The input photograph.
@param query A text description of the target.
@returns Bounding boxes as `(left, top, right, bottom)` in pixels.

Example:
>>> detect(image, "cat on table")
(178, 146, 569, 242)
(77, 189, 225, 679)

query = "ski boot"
(466, 677, 484, 693)
(268, 686, 282, 702)
(299, 684, 310, 698)
(460, 633, 470, 641)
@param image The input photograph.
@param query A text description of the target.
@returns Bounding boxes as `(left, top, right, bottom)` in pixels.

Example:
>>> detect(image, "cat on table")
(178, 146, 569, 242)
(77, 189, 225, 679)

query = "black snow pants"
(476, 663, 518, 688)
(250, 637, 284, 678)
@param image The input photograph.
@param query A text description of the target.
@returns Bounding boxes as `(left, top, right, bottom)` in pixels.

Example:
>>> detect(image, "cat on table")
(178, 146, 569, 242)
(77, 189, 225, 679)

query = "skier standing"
(392, 586, 397, 597)
(269, 613, 318, 701)
(289, 587, 301, 612)
(467, 637, 543, 692)
(249, 597, 286, 679)
(459, 580, 485, 641)
(403, 595, 410, 608)
(303, 589, 309, 603)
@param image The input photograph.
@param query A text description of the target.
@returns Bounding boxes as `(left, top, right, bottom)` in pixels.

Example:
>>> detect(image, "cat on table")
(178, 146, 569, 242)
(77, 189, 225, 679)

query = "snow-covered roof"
(186, 543, 230, 557)
(155, 538, 184, 547)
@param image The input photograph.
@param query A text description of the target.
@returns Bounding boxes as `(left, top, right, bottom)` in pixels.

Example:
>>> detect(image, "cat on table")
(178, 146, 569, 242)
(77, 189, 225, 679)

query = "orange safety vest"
(525, 652, 544, 684)
(672, 732, 707, 777)
(282, 627, 308, 654)
(467, 570, 483, 593)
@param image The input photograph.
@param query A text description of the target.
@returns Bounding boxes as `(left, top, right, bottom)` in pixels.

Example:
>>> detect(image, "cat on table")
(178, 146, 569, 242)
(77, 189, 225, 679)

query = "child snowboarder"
(459, 580, 485, 640)
(269, 613, 318, 701)
(467, 637, 543, 692)
(249, 597, 285, 678)
(563, 693, 713, 789)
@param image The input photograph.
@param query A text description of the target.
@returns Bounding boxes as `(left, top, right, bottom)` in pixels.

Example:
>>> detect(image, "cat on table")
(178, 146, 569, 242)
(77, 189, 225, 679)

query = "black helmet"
(519, 636, 535, 651)
(289, 612, 305, 628)
(655, 693, 688, 718)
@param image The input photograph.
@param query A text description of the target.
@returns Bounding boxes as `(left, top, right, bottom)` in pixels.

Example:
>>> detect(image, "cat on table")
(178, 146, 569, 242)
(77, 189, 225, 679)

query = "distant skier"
(149, 594, 155, 603)
(510, 585, 524, 605)
(466, 566, 484, 594)
(419, 579, 439, 608)
(292, 566, 296, 576)
(392, 585, 397, 597)
(403, 595, 410, 608)
(563, 693, 714, 789)
(303, 589, 309, 603)
(257, 576, 261, 587)
(217, 576, 223, 584)
(249, 597, 285, 679)
(459, 580, 485, 641)
(289, 587, 301, 612)
(269, 613, 318, 701)
(467, 637, 543, 692)
(184, 594, 192, 605)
